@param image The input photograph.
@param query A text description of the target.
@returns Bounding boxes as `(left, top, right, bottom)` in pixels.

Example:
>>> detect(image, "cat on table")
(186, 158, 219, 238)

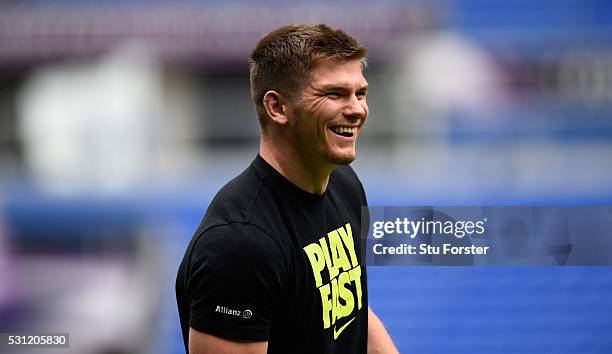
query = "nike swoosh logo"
(333, 317, 356, 340)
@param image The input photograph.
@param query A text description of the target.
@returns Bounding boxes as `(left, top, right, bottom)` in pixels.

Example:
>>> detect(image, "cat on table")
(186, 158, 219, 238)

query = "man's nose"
(343, 94, 367, 120)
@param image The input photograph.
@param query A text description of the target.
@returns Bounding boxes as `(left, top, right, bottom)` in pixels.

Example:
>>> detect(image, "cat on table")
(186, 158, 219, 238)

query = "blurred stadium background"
(1, 0, 612, 353)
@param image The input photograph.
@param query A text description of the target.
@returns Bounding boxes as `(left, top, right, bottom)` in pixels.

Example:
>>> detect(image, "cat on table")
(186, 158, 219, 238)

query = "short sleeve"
(186, 222, 285, 341)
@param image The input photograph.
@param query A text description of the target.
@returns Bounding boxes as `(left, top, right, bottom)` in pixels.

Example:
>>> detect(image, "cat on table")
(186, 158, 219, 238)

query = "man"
(176, 24, 398, 354)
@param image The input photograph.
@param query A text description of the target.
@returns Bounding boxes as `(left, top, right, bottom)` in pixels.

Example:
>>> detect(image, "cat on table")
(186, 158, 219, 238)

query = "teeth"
(332, 127, 357, 134)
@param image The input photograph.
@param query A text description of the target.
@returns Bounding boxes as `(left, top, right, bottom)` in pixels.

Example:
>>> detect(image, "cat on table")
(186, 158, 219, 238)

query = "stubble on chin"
(327, 149, 356, 166)
(334, 157, 355, 165)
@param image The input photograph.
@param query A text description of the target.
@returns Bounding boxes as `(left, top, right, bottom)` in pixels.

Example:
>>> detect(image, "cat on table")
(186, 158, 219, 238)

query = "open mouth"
(330, 126, 357, 138)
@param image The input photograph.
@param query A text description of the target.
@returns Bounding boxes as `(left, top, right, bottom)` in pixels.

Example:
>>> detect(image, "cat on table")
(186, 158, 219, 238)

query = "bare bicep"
(189, 327, 268, 354)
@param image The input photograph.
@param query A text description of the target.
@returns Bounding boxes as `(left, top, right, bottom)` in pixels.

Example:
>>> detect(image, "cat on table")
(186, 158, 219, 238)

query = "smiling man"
(176, 24, 398, 354)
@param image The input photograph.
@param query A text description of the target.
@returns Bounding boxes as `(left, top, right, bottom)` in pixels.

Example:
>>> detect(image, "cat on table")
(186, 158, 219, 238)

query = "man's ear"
(263, 90, 290, 125)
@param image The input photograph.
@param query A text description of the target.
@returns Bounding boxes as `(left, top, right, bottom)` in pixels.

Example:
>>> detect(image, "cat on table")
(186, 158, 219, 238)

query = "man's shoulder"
(333, 164, 360, 183)
(203, 163, 265, 227)
(332, 164, 364, 192)
(184, 163, 283, 261)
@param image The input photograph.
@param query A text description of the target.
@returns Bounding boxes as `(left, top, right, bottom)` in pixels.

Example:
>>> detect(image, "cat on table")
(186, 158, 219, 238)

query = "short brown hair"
(249, 24, 367, 128)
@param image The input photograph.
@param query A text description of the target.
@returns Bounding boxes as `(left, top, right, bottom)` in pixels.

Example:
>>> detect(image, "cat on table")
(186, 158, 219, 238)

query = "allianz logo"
(215, 305, 253, 319)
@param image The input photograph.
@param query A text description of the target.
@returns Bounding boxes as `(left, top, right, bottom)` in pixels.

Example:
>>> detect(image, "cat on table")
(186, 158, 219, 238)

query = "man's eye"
(326, 92, 341, 98)
(356, 91, 367, 99)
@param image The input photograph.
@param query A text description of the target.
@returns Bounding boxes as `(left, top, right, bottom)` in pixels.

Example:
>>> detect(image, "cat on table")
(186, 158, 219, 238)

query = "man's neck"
(259, 138, 335, 195)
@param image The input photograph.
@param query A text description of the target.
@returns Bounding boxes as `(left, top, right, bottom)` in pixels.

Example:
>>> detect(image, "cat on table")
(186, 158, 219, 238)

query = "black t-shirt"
(176, 154, 369, 354)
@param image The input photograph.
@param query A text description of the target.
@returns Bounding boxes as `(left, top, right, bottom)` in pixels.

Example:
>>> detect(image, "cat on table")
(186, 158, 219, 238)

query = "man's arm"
(368, 306, 399, 354)
(189, 327, 268, 354)
(184, 224, 283, 352)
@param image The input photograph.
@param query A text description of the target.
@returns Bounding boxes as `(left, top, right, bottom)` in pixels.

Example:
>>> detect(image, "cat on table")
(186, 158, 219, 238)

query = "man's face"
(288, 59, 368, 167)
